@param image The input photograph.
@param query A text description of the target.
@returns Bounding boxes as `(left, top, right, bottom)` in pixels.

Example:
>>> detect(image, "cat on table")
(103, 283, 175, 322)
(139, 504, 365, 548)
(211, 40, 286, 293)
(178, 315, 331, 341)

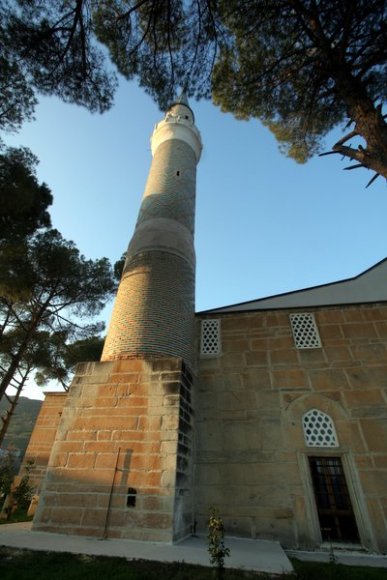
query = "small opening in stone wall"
(126, 487, 137, 507)
(176, 170, 180, 176)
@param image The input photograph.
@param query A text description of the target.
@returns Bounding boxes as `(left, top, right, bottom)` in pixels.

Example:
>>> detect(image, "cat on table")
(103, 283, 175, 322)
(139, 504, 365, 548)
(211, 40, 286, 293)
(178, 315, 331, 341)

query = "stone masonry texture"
(102, 251, 195, 366)
(21, 302, 387, 551)
(195, 303, 387, 553)
(31, 357, 195, 542)
(17, 393, 66, 495)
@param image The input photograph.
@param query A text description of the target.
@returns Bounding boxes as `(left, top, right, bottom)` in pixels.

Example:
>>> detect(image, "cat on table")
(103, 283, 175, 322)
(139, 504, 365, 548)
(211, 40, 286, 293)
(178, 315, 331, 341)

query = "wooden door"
(309, 456, 360, 543)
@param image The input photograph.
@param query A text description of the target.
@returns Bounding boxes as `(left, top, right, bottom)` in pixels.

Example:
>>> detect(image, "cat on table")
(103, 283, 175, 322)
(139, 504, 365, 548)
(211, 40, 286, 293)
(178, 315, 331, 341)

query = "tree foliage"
(0, 228, 115, 402)
(208, 507, 230, 578)
(2, 1, 385, 177)
(92, 0, 218, 108)
(0, 452, 14, 498)
(0, 0, 117, 133)
(212, 0, 387, 180)
(94, 0, 386, 180)
(34, 334, 105, 389)
(0, 146, 52, 242)
(0, 145, 53, 308)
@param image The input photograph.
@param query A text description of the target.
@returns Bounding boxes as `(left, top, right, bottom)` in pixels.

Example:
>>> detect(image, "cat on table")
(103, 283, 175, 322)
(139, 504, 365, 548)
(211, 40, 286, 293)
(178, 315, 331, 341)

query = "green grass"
(0, 548, 386, 580)
(0, 548, 274, 580)
(291, 558, 386, 580)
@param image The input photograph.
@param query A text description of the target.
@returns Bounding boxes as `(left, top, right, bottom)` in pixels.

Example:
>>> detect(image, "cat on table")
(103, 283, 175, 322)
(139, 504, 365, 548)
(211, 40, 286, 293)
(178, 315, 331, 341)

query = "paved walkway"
(287, 548, 387, 569)
(1, 523, 386, 574)
(0, 522, 293, 575)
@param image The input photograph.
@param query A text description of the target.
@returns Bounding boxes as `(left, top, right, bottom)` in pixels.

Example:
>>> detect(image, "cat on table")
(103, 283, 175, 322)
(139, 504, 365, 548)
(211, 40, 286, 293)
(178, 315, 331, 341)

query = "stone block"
(342, 323, 377, 339)
(324, 346, 353, 362)
(347, 367, 387, 389)
(354, 455, 373, 469)
(129, 471, 163, 488)
(97, 429, 112, 441)
(49, 507, 83, 526)
(344, 389, 385, 407)
(317, 310, 345, 323)
(60, 493, 98, 508)
(94, 453, 120, 469)
(131, 454, 162, 471)
(270, 349, 298, 366)
(222, 339, 249, 353)
(343, 309, 366, 323)
(199, 357, 221, 369)
(255, 391, 281, 410)
(360, 420, 387, 452)
(84, 441, 115, 453)
(248, 316, 266, 329)
(375, 321, 387, 338)
(351, 343, 387, 362)
(266, 313, 290, 327)
(250, 338, 268, 350)
(242, 370, 271, 390)
(221, 317, 249, 332)
(222, 352, 246, 368)
(67, 453, 95, 469)
(245, 351, 268, 366)
(373, 456, 387, 469)
(360, 471, 387, 497)
(364, 499, 387, 552)
(161, 415, 179, 430)
(272, 369, 307, 389)
(308, 369, 349, 391)
(337, 422, 366, 453)
(217, 390, 255, 412)
(137, 416, 162, 431)
(161, 469, 176, 487)
(269, 337, 294, 349)
(81, 508, 109, 528)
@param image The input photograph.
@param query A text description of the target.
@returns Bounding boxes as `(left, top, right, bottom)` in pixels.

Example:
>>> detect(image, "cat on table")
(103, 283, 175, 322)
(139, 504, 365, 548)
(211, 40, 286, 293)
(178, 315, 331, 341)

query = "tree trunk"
(332, 65, 387, 178)
(0, 300, 50, 401)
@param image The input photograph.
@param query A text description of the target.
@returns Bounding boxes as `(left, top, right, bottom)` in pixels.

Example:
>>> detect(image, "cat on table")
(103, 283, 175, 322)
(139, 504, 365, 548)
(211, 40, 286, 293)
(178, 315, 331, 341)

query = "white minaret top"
(151, 92, 202, 161)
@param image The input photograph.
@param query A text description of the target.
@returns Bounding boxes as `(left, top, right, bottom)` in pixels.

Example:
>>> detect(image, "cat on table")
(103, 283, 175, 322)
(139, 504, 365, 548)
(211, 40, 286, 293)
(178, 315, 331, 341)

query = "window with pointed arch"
(302, 409, 339, 448)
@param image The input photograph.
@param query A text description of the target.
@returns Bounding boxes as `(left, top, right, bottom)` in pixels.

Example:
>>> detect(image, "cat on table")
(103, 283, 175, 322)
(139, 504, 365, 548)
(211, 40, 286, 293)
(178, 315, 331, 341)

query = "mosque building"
(21, 95, 387, 552)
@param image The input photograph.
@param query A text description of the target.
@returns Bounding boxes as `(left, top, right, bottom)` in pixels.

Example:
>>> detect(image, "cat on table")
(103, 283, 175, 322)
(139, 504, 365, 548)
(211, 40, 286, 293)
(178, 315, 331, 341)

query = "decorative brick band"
(101, 251, 195, 366)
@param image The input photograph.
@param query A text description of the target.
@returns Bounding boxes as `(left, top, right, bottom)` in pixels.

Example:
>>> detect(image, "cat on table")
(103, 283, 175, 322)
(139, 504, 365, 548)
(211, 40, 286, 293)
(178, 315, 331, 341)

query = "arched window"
(302, 409, 338, 447)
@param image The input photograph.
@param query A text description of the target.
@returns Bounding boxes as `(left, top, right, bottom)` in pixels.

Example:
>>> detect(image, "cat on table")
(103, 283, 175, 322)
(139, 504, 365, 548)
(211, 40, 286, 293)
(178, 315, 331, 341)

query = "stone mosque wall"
(195, 303, 387, 552)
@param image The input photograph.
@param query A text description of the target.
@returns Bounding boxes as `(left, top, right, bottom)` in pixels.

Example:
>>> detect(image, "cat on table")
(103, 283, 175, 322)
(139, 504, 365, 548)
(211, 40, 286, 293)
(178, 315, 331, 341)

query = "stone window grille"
(303, 409, 339, 447)
(289, 313, 322, 349)
(200, 319, 221, 355)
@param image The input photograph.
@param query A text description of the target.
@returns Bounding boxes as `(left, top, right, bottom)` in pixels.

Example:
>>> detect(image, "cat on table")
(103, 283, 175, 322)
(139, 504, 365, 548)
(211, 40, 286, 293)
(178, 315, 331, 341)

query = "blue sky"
(4, 79, 387, 398)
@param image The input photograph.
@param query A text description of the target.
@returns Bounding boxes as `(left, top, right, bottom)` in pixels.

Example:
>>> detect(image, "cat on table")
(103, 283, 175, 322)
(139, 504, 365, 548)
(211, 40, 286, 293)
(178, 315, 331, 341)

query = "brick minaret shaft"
(101, 94, 202, 367)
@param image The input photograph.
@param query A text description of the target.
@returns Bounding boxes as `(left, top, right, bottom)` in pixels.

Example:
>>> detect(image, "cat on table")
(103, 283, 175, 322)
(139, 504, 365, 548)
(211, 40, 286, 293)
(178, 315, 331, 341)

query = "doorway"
(309, 456, 360, 543)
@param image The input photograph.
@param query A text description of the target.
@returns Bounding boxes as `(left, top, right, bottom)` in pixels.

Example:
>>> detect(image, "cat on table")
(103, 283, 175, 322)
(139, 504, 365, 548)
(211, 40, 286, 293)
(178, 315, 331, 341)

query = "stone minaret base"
(32, 357, 194, 542)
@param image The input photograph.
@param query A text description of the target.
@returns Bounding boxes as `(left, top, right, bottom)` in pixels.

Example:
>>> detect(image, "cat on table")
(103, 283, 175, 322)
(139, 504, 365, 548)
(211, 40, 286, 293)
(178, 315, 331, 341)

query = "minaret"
(101, 93, 202, 368)
(32, 96, 201, 543)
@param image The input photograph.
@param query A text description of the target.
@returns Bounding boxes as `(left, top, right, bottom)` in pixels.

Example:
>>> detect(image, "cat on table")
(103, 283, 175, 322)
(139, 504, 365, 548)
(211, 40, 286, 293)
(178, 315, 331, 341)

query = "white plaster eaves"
(198, 258, 387, 314)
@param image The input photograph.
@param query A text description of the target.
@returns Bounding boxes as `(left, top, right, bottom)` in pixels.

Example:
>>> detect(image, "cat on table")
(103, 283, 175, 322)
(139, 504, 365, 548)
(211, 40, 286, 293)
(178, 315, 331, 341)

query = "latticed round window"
(303, 409, 338, 447)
